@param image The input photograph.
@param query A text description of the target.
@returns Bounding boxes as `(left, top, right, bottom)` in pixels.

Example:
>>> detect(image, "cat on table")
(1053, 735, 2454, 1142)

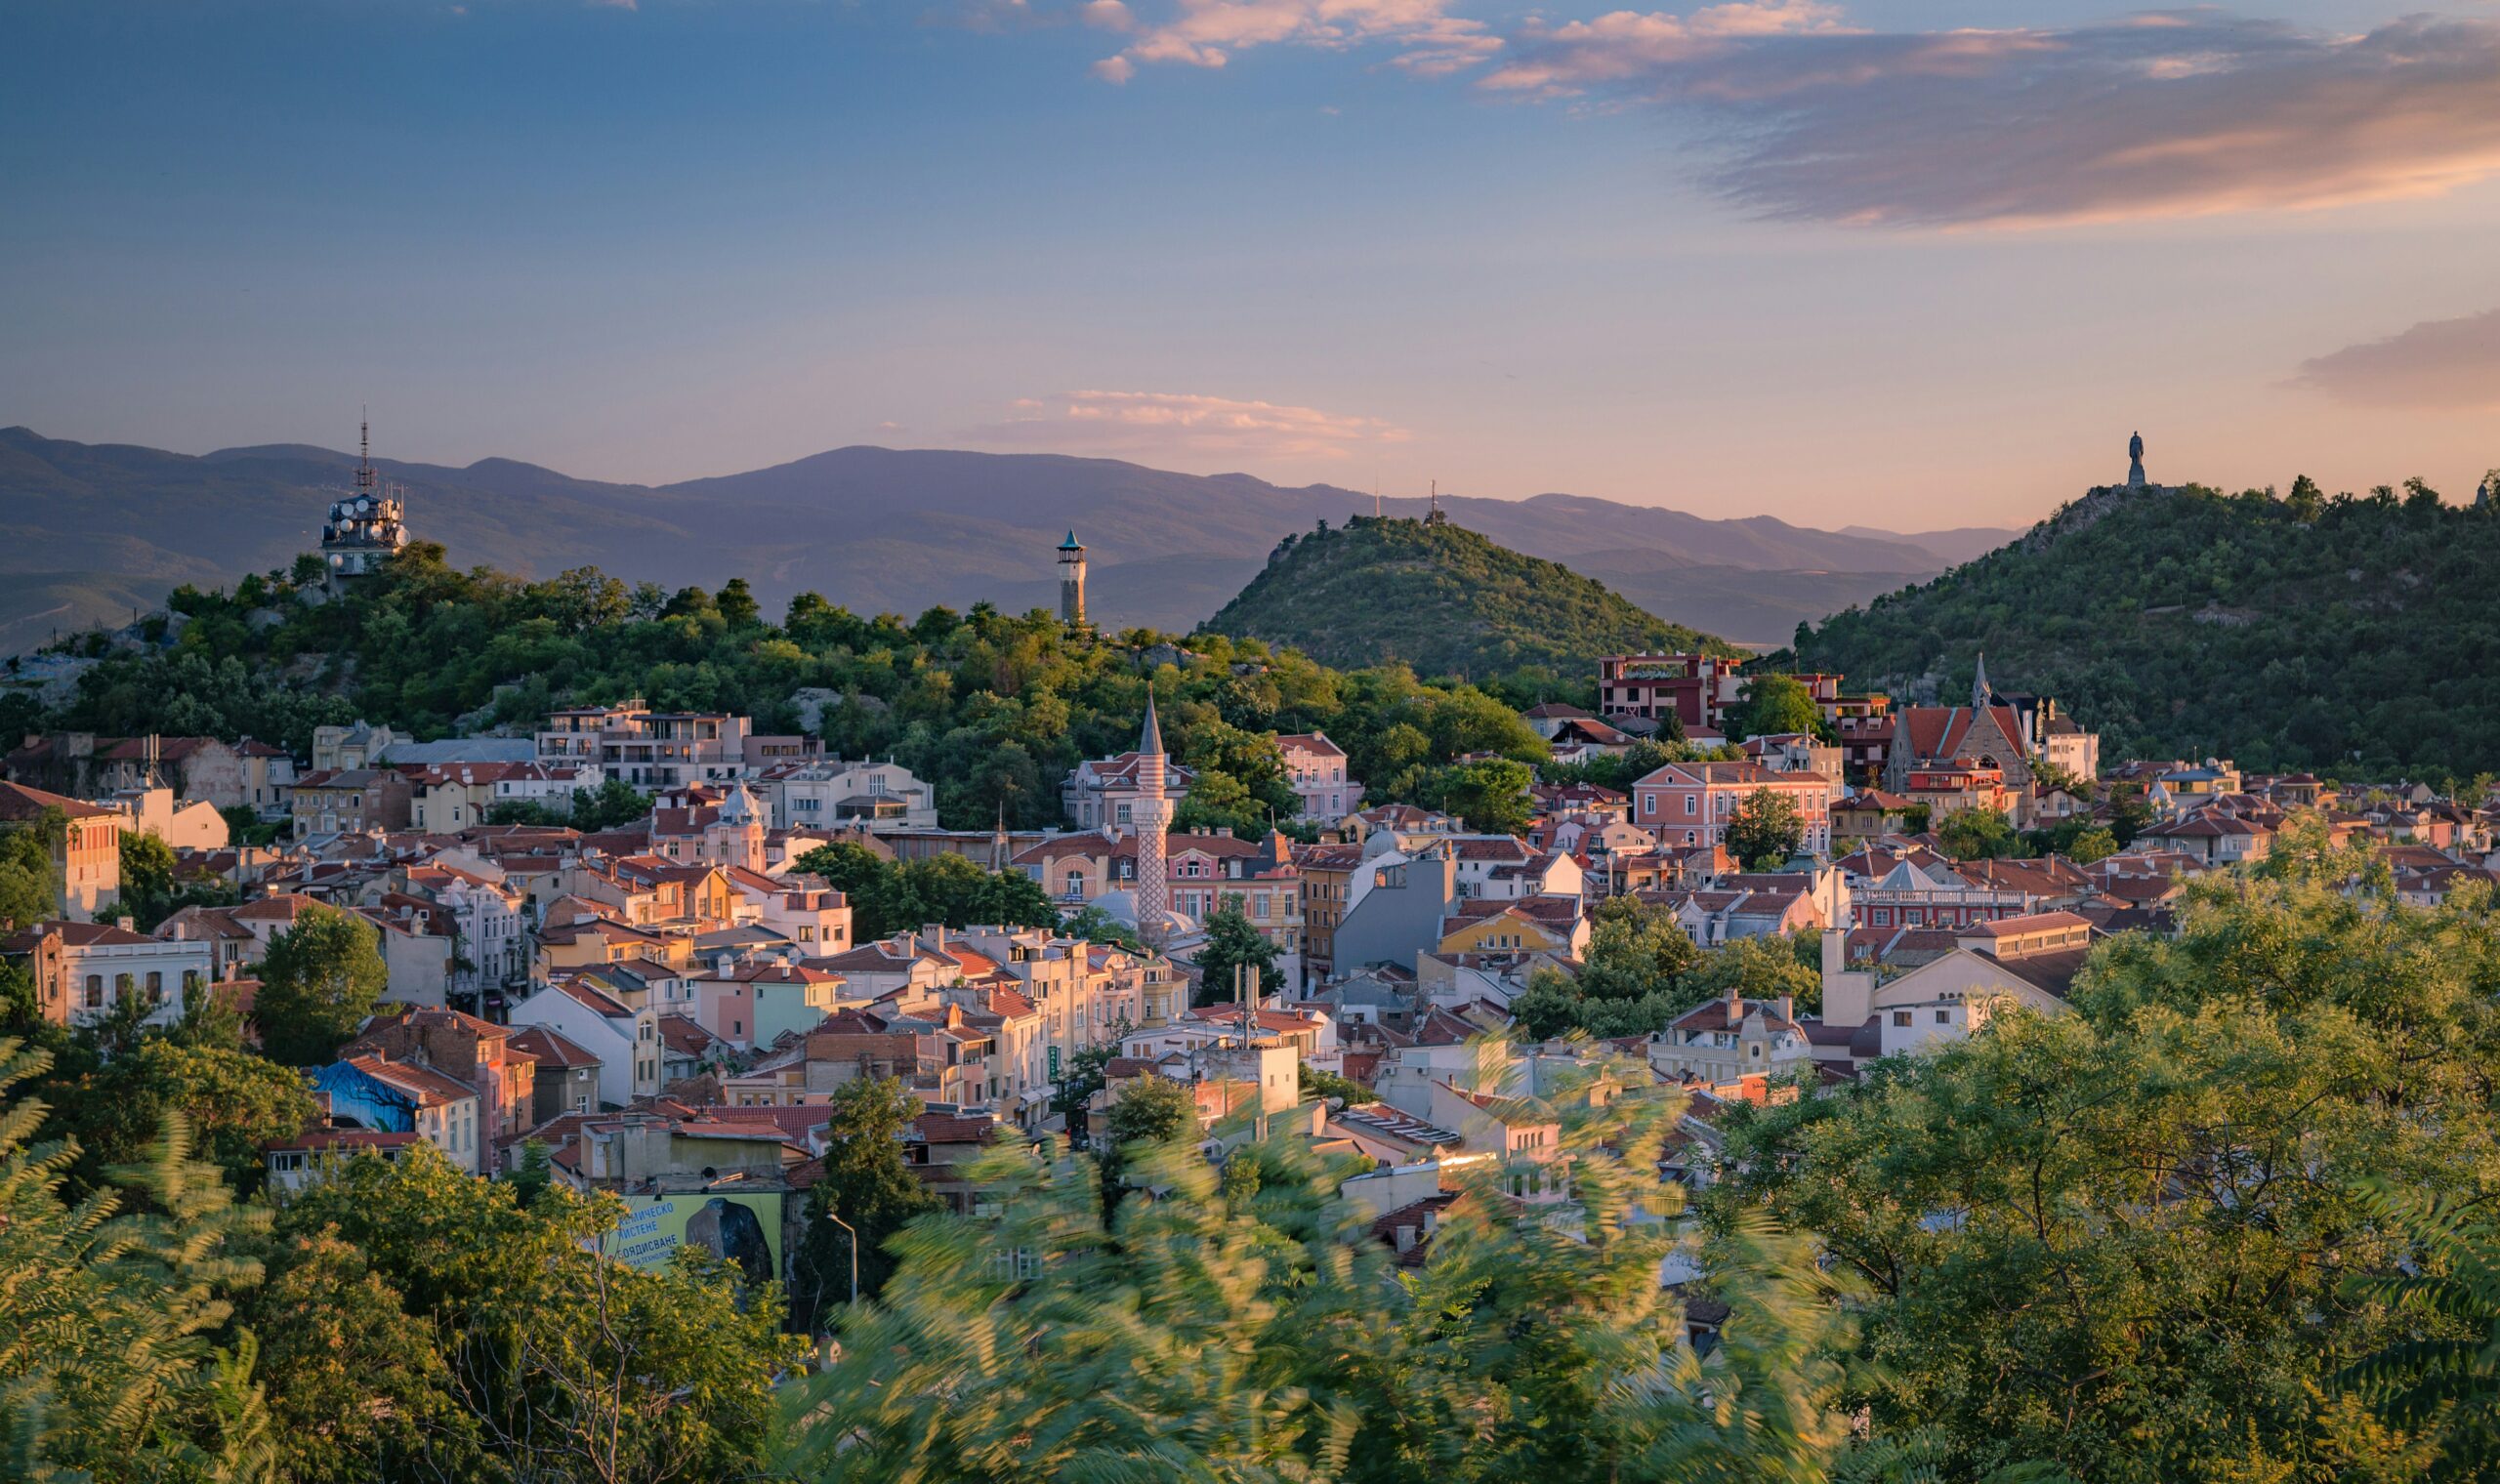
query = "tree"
(1934, 805, 2020, 860)
(783, 1077, 1861, 1484)
(0, 811, 62, 932)
(46, 1038, 317, 1199)
(567, 777, 651, 832)
(240, 1229, 486, 1483)
(0, 1040, 278, 1484)
(1718, 840, 2500, 1481)
(1298, 1060, 1368, 1105)
(277, 1140, 806, 1484)
(2336, 1184, 2500, 1471)
(1190, 901, 1279, 1008)
(254, 904, 389, 1065)
(1729, 672, 1824, 742)
(1062, 904, 1144, 954)
(1725, 788, 1805, 870)
(1424, 757, 1533, 836)
(795, 1074, 942, 1330)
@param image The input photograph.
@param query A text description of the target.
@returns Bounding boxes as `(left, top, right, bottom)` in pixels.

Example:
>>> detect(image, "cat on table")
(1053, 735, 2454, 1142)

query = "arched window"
(145, 971, 163, 1003)
(84, 975, 104, 1009)
(114, 972, 135, 1004)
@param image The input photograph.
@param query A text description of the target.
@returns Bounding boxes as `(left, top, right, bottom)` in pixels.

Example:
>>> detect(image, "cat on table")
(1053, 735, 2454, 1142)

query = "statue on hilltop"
(2126, 431, 2147, 490)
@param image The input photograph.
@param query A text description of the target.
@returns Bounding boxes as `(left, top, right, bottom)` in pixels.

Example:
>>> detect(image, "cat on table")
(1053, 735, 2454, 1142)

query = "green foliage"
(1729, 671, 1826, 742)
(1793, 481, 2500, 775)
(274, 1140, 807, 1483)
(1934, 805, 2020, 860)
(1298, 1060, 1369, 1105)
(1726, 788, 1806, 869)
(0, 1040, 277, 1484)
(791, 843, 1057, 942)
(1420, 757, 1535, 835)
(1717, 834, 2500, 1481)
(1192, 901, 1280, 1008)
(45, 551, 1571, 831)
(1061, 904, 1144, 954)
(795, 1074, 942, 1329)
(1537, 733, 1736, 793)
(239, 1229, 486, 1483)
(1203, 515, 1738, 685)
(117, 831, 239, 931)
(2335, 1184, 2500, 1471)
(1514, 900, 1815, 1038)
(252, 905, 389, 1067)
(781, 1076, 1860, 1483)
(44, 1038, 316, 1201)
(0, 812, 63, 933)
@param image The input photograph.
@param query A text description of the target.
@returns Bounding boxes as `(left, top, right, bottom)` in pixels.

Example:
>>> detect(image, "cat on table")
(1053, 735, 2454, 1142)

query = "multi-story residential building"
(341, 1007, 537, 1163)
(1647, 991, 1814, 1083)
(312, 1054, 486, 1174)
(1062, 749, 1197, 831)
(398, 860, 530, 1004)
(535, 701, 755, 790)
(1276, 732, 1360, 820)
(509, 1025, 603, 1127)
(1901, 764, 2016, 820)
(487, 761, 603, 813)
(290, 768, 413, 838)
(1597, 653, 1750, 731)
(1, 919, 215, 1031)
(84, 736, 297, 817)
(759, 757, 938, 833)
(1293, 842, 1367, 988)
(0, 782, 123, 919)
(1630, 761, 1835, 856)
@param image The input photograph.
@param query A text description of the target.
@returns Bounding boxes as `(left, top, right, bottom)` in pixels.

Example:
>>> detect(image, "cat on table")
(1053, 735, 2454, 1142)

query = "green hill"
(1790, 479, 2500, 777)
(1200, 515, 1740, 682)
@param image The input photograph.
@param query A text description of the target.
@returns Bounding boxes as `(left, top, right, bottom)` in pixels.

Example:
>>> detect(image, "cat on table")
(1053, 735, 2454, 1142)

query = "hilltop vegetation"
(1793, 478, 2500, 776)
(1202, 515, 1740, 684)
(10, 543, 1551, 832)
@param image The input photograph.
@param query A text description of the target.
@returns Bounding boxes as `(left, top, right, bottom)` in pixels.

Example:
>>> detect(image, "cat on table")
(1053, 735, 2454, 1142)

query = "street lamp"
(821, 1209, 858, 1308)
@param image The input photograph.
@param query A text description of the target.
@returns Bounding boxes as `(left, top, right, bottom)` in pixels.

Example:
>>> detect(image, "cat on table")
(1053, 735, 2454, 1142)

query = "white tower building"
(1058, 530, 1088, 627)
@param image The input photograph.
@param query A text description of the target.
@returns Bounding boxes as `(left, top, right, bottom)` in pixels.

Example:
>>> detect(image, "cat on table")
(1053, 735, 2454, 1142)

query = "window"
(1935, 1010, 1951, 1024)
(145, 971, 163, 1003)
(84, 975, 104, 1009)
(1892, 1010, 1913, 1027)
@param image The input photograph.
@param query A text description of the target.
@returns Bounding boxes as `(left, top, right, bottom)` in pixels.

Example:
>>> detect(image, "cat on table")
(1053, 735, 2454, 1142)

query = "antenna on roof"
(355, 406, 376, 494)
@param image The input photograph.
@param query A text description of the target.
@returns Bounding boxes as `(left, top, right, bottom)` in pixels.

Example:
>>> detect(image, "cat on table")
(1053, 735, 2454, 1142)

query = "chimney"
(1776, 994, 1794, 1023)
(116, 916, 135, 932)
(1394, 1223, 1418, 1254)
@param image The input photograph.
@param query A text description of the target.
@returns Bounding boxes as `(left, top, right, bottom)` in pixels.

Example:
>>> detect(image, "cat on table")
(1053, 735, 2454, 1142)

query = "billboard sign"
(605, 1191, 784, 1288)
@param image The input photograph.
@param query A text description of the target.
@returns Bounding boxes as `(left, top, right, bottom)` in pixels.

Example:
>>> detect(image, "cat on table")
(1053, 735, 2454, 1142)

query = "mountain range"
(0, 427, 2012, 654)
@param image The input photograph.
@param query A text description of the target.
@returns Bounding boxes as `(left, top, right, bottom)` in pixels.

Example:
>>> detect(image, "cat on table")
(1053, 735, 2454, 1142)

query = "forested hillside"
(1202, 515, 1740, 681)
(8, 544, 1554, 832)
(1792, 478, 2500, 776)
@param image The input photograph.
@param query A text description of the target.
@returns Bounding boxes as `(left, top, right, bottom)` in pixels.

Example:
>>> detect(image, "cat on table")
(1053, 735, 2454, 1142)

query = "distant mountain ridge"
(1202, 515, 1737, 679)
(0, 427, 2012, 653)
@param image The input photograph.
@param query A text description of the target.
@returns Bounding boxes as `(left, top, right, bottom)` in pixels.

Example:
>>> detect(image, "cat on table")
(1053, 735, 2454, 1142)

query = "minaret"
(1133, 695, 1173, 947)
(1058, 530, 1088, 627)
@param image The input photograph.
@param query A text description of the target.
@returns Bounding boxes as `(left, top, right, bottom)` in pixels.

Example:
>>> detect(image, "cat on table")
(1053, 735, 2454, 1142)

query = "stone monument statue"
(2126, 432, 2147, 490)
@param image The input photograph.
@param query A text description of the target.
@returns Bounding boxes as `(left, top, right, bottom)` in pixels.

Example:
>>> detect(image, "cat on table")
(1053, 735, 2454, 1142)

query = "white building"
(759, 758, 938, 833)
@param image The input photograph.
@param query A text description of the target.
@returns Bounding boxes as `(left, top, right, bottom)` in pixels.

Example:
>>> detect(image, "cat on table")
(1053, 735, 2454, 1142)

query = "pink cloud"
(1479, 9, 2500, 227)
(1089, 0, 1496, 79)
(972, 389, 1411, 460)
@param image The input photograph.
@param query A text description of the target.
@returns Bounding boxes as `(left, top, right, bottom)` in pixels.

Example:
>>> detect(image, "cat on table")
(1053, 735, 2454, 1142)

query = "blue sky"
(6, 0, 2498, 527)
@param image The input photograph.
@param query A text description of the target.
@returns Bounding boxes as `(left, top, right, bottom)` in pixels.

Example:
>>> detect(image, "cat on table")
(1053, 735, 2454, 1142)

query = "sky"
(4, 0, 2498, 530)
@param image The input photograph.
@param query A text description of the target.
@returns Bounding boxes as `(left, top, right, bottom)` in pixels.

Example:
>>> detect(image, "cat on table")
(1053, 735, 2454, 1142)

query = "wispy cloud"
(972, 390, 1410, 460)
(2291, 309, 2500, 411)
(1481, 9, 2500, 227)
(1072, 0, 1496, 81)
